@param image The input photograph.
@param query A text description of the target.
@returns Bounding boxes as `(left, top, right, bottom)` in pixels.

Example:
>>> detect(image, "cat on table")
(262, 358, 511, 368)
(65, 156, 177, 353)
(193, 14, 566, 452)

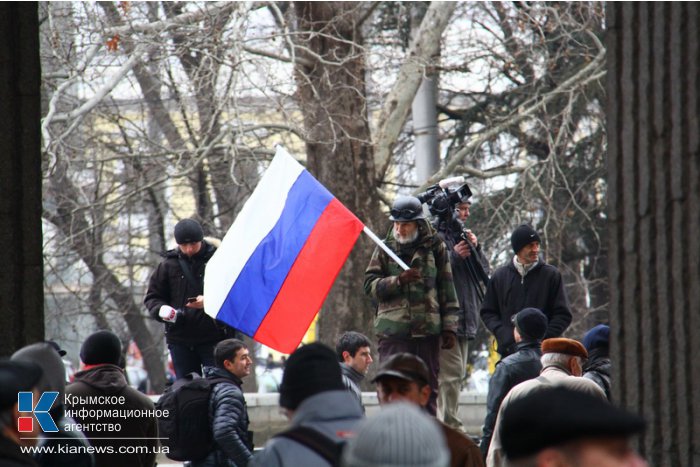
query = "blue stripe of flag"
(216, 170, 334, 335)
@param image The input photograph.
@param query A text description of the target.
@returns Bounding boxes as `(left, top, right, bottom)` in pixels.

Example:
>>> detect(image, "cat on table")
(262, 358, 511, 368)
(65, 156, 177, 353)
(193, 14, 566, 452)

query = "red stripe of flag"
(253, 198, 364, 353)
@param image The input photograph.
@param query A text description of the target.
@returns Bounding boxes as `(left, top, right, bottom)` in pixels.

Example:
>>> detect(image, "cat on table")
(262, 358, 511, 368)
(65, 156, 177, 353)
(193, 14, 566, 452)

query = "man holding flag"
(364, 196, 460, 415)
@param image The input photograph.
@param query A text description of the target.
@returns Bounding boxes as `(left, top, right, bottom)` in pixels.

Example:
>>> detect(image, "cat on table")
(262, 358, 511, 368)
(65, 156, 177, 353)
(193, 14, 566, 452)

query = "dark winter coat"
(144, 241, 228, 344)
(480, 340, 542, 458)
(364, 221, 460, 338)
(480, 259, 571, 356)
(65, 365, 158, 467)
(0, 436, 39, 467)
(435, 220, 490, 338)
(340, 363, 364, 413)
(192, 367, 253, 467)
(583, 349, 612, 401)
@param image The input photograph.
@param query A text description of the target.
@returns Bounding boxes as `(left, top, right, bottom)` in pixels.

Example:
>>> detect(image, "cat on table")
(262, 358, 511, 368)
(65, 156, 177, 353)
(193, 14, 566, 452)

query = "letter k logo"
(18, 392, 59, 433)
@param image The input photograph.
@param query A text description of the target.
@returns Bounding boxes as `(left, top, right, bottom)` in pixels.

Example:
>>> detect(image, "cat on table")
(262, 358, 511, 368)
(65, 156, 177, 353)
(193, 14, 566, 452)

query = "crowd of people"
(1, 197, 646, 466)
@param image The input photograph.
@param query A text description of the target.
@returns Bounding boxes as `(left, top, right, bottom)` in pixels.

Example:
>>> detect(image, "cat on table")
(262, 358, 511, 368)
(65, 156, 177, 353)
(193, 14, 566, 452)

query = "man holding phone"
(145, 218, 234, 379)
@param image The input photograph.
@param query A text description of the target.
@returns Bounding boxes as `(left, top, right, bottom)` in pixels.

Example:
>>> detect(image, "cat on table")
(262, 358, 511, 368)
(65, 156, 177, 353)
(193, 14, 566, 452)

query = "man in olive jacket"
(364, 196, 460, 415)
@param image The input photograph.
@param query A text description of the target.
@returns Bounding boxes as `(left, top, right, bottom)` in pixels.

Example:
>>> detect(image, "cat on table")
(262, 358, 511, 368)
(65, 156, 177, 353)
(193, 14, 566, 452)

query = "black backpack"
(274, 426, 346, 466)
(156, 372, 231, 461)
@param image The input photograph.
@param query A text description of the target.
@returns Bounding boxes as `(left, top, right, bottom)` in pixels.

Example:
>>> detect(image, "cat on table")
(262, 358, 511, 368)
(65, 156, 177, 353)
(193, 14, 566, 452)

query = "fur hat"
(278, 343, 344, 410)
(541, 338, 588, 359)
(511, 224, 541, 254)
(500, 386, 645, 460)
(511, 308, 548, 340)
(342, 402, 449, 467)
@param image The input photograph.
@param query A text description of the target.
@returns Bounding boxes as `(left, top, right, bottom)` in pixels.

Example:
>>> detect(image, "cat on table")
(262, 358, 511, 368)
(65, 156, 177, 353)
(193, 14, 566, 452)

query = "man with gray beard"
(365, 196, 460, 415)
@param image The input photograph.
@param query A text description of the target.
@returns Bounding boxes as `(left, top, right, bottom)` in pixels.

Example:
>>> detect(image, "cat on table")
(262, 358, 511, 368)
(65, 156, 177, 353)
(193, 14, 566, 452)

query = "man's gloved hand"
(441, 330, 457, 349)
(398, 268, 422, 286)
(159, 305, 179, 323)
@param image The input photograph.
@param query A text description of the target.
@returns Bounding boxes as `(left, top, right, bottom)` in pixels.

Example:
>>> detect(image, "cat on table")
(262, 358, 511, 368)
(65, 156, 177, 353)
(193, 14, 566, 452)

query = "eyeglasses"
(390, 208, 418, 218)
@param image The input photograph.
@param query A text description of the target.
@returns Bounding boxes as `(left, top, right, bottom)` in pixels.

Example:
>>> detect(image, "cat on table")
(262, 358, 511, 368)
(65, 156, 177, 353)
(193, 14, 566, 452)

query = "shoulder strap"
(178, 256, 201, 290)
(275, 426, 344, 465)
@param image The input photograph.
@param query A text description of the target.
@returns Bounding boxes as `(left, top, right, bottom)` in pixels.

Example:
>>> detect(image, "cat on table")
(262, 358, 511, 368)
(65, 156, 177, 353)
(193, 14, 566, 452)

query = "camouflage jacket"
(364, 220, 460, 338)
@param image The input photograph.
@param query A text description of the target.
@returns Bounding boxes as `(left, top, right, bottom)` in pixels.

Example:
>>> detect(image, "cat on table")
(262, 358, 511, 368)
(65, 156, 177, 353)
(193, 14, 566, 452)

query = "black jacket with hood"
(11, 343, 94, 467)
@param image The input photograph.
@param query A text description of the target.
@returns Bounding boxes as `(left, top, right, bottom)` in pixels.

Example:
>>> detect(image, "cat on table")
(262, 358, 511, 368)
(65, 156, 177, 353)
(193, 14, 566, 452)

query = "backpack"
(156, 372, 231, 461)
(274, 426, 346, 466)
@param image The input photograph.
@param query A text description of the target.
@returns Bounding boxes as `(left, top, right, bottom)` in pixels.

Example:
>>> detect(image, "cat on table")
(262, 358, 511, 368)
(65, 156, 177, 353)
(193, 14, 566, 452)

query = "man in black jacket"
(480, 307, 547, 459)
(480, 224, 571, 357)
(582, 324, 612, 400)
(144, 218, 231, 378)
(194, 339, 253, 467)
(434, 196, 490, 432)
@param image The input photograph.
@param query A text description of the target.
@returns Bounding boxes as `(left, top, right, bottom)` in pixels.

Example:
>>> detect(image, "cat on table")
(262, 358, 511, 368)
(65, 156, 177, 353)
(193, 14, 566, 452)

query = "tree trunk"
(607, 3, 700, 464)
(291, 2, 381, 346)
(0, 3, 44, 354)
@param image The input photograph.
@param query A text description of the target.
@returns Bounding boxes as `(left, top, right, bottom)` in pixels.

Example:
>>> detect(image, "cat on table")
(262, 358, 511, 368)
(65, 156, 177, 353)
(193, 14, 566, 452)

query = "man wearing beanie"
(0, 359, 43, 466)
(582, 324, 612, 400)
(481, 308, 548, 459)
(250, 343, 363, 467)
(66, 331, 158, 467)
(145, 218, 235, 378)
(342, 402, 450, 467)
(480, 224, 571, 358)
(372, 353, 484, 467)
(486, 338, 605, 467)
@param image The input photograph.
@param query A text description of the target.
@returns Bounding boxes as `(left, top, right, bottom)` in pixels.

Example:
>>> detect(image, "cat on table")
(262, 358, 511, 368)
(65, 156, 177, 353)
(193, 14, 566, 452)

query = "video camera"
(416, 176, 489, 296)
(415, 176, 472, 220)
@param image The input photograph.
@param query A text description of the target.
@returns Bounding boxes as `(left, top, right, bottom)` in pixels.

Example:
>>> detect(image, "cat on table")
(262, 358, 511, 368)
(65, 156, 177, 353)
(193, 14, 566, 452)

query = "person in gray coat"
(11, 343, 95, 467)
(250, 343, 364, 467)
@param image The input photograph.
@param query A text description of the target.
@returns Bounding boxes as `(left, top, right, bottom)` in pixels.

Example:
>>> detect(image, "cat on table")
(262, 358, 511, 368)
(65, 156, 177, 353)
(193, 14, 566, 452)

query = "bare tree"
(40, 2, 608, 390)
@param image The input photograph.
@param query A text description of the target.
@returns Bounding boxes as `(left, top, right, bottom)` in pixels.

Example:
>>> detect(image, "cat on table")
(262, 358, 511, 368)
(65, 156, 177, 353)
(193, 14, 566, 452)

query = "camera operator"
(434, 195, 491, 433)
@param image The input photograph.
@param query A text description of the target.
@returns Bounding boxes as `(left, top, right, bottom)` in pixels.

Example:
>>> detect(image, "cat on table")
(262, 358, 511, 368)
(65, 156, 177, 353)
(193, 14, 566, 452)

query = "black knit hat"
(174, 218, 203, 244)
(80, 330, 122, 365)
(511, 308, 548, 340)
(501, 386, 645, 460)
(511, 224, 541, 254)
(278, 343, 345, 410)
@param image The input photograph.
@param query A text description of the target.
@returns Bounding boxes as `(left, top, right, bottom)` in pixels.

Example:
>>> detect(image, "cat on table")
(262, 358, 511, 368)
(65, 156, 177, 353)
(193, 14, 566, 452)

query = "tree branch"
(373, 1, 457, 183)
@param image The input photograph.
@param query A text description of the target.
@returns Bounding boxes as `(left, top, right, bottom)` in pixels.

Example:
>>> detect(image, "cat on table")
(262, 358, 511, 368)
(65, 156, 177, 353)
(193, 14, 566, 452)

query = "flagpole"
(362, 226, 410, 271)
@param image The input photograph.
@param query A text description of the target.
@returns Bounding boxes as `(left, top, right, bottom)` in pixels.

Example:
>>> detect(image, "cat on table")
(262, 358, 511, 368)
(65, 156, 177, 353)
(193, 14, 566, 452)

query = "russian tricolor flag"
(204, 147, 364, 353)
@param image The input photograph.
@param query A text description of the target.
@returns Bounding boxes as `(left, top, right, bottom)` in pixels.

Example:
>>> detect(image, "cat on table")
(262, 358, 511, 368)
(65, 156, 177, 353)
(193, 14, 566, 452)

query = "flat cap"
(500, 386, 645, 460)
(371, 353, 429, 386)
(0, 359, 43, 410)
(541, 338, 588, 359)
